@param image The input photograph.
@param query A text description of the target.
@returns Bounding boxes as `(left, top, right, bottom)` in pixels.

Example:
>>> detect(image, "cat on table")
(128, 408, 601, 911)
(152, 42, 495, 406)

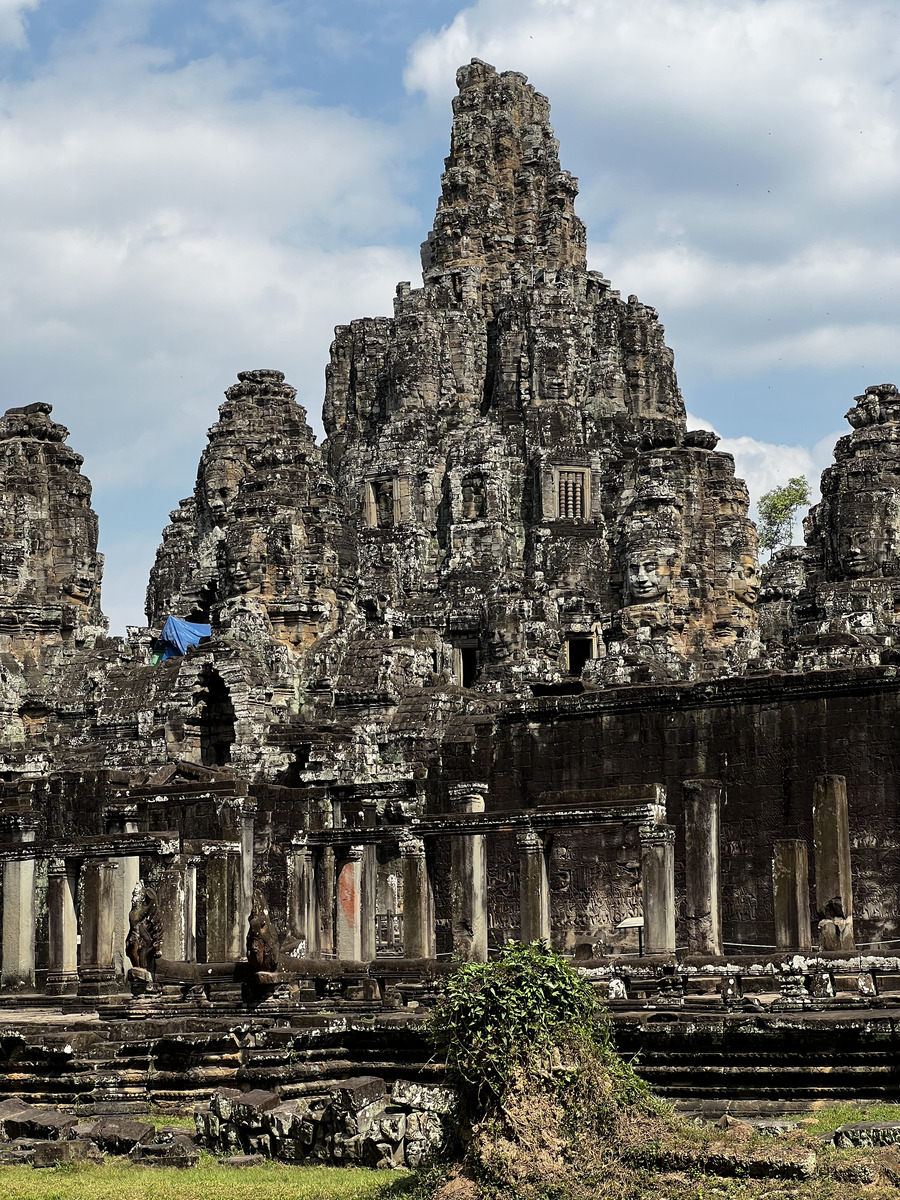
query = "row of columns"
(773, 774, 855, 952)
(0, 775, 854, 986)
(1, 823, 257, 994)
(293, 784, 682, 962)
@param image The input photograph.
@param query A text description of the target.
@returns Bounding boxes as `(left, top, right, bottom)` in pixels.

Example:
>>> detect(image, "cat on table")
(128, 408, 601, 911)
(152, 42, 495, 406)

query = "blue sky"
(1, 0, 898, 632)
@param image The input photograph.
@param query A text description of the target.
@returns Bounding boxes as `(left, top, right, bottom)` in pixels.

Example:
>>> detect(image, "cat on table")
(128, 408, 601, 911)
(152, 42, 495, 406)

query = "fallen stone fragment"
(33, 1140, 93, 1168)
(88, 1118, 155, 1155)
(222, 1153, 265, 1167)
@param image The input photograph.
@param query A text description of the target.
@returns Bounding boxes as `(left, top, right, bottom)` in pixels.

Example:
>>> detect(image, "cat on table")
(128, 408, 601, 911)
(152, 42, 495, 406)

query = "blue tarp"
(152, 615, 211, 662)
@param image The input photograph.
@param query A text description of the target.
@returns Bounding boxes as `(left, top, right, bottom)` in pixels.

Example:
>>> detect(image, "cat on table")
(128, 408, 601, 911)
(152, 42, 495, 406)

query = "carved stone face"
(625, 551, 673, 603)
(730, 556, 760, 606)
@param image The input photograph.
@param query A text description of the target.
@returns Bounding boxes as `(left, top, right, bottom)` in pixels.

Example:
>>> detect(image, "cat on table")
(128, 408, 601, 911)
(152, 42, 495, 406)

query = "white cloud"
(0, 0, 38, 47)
(0, 23, 422, 631)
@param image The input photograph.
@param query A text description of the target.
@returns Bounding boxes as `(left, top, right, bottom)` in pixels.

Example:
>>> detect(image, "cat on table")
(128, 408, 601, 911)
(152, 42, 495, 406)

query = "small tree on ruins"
(426, 942, 662, 1198)
(757, 476, 811, 556)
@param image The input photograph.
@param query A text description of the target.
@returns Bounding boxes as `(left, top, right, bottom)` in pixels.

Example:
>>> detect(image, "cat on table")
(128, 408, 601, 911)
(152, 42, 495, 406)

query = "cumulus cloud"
(0, 0, 39, 46)
(406, 0, 900, 441)
(0, 23, 422, 632)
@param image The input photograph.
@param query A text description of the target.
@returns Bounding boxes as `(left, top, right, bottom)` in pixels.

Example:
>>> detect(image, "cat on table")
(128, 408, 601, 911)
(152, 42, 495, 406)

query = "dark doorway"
(567, 636, 593, 677)
(196, 669, 236, 766)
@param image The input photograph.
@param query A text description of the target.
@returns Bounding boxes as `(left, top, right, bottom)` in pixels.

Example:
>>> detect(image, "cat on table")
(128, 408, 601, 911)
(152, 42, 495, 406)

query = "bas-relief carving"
(548, 830, 641, 940)
(729, 556, 760, 606)
(625, 548, 676, 604)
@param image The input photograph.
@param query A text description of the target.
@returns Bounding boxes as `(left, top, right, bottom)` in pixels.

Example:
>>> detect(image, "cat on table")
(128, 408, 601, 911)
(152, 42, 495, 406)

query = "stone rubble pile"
(194, 1077, 457, 1169)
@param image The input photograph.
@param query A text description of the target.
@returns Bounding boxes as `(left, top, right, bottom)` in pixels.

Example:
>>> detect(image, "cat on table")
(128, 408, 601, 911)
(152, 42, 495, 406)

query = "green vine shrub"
(426, 942, 664, 1199)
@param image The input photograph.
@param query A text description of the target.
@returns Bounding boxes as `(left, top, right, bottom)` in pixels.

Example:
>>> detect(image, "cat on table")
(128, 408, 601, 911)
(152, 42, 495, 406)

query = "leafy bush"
(429, 941, 611, 1104)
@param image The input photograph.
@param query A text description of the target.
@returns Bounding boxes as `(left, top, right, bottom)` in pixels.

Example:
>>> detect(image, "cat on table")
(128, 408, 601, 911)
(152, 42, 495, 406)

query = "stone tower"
(323, 60, 759, 688)
(0, 401, 106, 667)
(148, 369, 357, 657)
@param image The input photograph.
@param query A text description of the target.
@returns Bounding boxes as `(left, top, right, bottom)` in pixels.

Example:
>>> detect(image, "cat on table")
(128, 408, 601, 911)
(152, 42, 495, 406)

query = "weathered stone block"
(333, 1076, 385, 1114)
(33, 1140, 92, 1168)
(88, 1118, 155, 1155)
(391, 1080, 458, 1114)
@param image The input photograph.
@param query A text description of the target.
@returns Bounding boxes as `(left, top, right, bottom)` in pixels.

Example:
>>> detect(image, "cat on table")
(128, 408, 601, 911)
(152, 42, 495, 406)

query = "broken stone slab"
(131, 1135, 199, 1168)
(230, 1089, 281, 1121)
(333, 1076, 386, 1114)
(88, 1118, 155, 1155)
(33, 1139, 95, 1168)
(827, 1122, 900, 1148)
(5, 1110, 79, 1141)
(263, 1098, 321, 1141)
(391, 1079, 458, 1114)
(0, 1098, 36, 1134)
(222, 1153, 265, 1167)
(0, 1138, 40, 1165)
(209, 1088, 243, 1120)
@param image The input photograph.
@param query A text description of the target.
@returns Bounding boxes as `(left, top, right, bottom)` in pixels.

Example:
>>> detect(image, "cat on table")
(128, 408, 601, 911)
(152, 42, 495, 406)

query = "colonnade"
(289, 783, 688, 963)
(0, 773, 849, 992)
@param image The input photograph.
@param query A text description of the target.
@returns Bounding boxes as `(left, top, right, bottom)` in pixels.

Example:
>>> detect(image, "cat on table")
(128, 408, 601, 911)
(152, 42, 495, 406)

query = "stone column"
(1, 818, 38, 992)
(156, 857, 195, 962)
(109, 814, 140, 980)
(288, 842, 320, 959)
(46, 858, 79, 995)
(78, 860, 118, 997)
(640, 825, 676, 955)
(772, 839, 812, 951)
(518, 829, 550, 943)
(682, 779, 723, 955)
(226, 850, 243, 960)
(205, 853, 232, 962)
(318, 848, 335, 958)
(335, 846, 364, 961)
(401, 834, 434, 959)
(812, 774, 855, 951)
(239, 808, 255, 945)
(450, 783, 489, 963)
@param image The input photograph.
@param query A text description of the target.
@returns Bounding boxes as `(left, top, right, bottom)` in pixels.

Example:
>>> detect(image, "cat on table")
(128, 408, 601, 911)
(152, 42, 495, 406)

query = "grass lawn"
(0, 1158, 415, 1200)
(795, 1100, 900, 1134)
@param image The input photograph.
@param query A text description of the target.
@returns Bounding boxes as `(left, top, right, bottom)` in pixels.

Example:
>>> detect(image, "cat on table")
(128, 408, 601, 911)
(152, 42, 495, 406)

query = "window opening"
(558, 471, 585, 519)
(453, 638, 479, 687)
(373, 479, 395, 528)
(567, 636, 593, 677)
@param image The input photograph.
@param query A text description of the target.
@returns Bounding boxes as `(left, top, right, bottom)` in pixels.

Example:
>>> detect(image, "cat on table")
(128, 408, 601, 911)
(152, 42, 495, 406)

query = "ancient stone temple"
(1, 64, 900, 1105)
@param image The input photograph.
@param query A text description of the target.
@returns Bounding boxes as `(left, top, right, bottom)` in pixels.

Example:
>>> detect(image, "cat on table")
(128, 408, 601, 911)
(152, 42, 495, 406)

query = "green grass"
(796, 1101, 900, 1135)
(0, 1159, 414, 1200)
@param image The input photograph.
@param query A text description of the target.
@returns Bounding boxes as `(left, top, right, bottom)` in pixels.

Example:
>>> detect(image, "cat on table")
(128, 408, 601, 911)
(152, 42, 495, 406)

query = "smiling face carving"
(625, 548, 675, 603)
(730, 555, 760, 606)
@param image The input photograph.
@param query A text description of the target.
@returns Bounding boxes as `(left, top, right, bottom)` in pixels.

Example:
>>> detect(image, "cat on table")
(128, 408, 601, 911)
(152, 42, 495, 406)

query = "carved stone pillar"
(46, 858, 79, 995)
(450, 783, 489, 962)
(239, 808, 255, 947)
(78, 859, 118, 996)
(640, 824, 676, 955)
(401, 834, 434, 959)
(205, 852, 232, 962)
(318, 847, 335, 958)
(813, 774, 855, 951)
(156, 856, 196, 962)
(108, 812, 140, 979)
(773, 838, 812, 951)
(683, 779, 723, 955)
(1, 817, 39, 991)
(518, 829, 550, 943)
(335, 846, 364, 961)
(288, 841, 320, 959)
